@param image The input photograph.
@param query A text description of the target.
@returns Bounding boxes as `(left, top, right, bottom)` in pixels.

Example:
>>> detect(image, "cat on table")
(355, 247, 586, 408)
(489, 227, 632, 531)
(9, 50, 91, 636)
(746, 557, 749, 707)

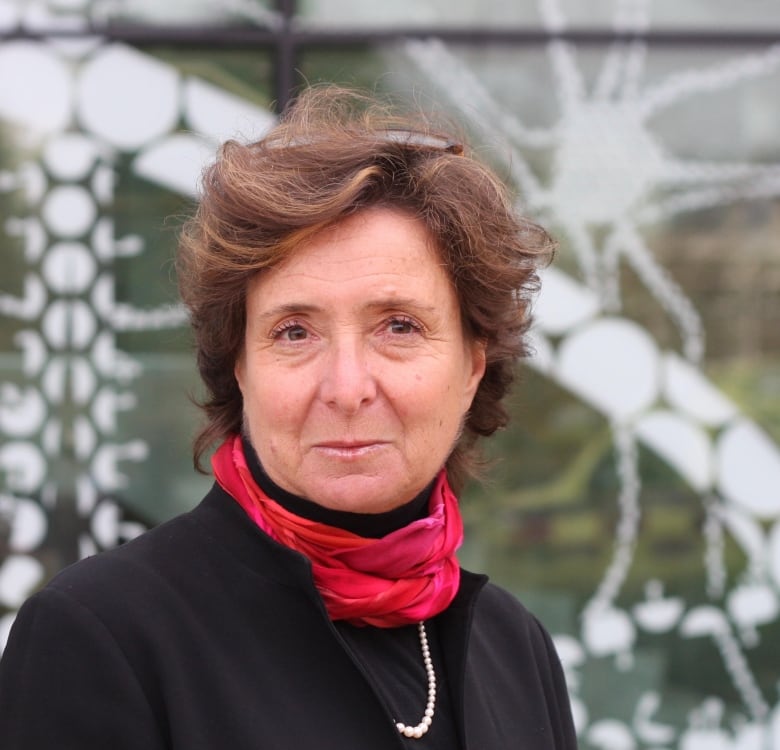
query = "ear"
(464, 338, 487, 407)
(234, 352, 246, 394)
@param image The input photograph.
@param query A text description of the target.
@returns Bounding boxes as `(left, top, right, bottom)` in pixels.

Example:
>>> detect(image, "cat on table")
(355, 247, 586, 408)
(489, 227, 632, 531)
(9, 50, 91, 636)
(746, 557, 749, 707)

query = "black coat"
(0, 484, 577, 749)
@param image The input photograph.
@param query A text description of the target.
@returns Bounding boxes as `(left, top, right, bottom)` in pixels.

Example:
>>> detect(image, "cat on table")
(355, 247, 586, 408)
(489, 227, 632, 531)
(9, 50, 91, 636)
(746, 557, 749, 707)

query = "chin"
(308, 475, 412, 514)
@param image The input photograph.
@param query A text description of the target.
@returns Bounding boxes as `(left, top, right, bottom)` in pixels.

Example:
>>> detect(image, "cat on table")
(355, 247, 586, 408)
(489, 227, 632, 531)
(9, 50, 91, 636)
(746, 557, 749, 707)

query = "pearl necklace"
(395, 621, 436, 739)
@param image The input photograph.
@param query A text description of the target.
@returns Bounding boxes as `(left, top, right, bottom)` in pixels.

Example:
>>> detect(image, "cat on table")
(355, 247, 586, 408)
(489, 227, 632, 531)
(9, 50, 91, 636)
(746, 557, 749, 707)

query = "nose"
(318, 337, 377, 414)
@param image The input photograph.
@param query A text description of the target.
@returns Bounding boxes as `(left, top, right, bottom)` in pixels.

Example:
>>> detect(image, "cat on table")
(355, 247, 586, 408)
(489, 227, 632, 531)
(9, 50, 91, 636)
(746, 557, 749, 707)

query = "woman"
(0, 86, 577, 749)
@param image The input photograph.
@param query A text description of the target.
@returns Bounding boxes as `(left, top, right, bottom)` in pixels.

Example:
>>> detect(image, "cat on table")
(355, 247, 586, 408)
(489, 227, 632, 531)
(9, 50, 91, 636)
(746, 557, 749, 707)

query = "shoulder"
(475, 579, 533, 616)
(458, 578, 579, 748)
(31, 484, 253, 628)
(46, 506, 202, 603)
(24, 483, 311, 634)
(5, 510, 203, 654)
(472, 580, 557, 651)
(3, 488, 250, 678)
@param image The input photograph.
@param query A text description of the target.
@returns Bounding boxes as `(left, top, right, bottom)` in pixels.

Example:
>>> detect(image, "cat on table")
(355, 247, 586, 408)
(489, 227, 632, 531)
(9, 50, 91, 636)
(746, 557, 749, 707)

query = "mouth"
(313, 441, 388, 460)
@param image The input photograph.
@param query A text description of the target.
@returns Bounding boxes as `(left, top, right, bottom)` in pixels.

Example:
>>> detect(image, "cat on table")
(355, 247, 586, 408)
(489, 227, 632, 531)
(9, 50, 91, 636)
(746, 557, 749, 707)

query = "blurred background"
(1, 1, 779, 747)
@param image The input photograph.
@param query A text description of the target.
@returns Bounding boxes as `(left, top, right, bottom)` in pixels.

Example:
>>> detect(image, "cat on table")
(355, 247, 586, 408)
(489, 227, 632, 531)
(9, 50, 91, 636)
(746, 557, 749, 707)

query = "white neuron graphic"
(406, 0, 780, 745)
(0, 20, 274, 648)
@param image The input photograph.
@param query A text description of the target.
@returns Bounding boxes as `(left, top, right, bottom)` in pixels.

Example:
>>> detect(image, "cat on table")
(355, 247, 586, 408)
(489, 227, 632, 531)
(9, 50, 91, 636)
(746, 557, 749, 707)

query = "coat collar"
(435, 569, 489, 745)
(188, 483, 490, 749)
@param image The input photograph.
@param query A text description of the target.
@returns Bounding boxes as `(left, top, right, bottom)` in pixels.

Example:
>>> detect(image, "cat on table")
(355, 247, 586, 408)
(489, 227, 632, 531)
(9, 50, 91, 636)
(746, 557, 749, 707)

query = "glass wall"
(1, 2, 779, 747)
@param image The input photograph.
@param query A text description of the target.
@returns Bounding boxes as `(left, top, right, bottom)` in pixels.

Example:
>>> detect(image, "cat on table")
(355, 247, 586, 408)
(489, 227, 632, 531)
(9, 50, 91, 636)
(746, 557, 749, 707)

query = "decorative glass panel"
(2, 2, 780, 747)
(0, 40, 276, 620)
(396, 36, 780, 745)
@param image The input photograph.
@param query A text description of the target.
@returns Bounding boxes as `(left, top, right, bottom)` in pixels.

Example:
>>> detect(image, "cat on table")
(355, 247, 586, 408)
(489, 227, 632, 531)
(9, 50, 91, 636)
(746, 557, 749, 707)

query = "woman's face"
(235, 207, 486, 513)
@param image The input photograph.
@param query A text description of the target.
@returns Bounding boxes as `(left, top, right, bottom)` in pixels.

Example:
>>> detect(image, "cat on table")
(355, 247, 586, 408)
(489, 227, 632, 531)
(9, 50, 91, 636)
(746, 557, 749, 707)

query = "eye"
(271, 321, 308, 342)
(387, 316, 422, 335)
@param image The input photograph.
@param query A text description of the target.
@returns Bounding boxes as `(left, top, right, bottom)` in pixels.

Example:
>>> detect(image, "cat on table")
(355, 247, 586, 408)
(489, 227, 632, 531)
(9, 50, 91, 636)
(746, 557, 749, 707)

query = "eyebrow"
(255, 303, 320, 321)
(255, 298, 439, 321)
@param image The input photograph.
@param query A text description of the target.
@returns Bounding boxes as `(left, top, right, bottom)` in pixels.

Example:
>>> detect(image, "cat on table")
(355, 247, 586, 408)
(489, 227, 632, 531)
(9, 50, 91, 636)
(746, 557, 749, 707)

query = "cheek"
(250, 384, 287, 421)
(401, 373, 461, 430)
(240, 374, 274, 427)
(250, 373, 317, 439)
(245, 389, 297, 458)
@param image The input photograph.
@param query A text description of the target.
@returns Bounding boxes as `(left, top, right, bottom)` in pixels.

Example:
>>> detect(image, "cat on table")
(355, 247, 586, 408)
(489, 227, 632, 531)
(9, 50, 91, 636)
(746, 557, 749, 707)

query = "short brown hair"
(177, 85, 554, 492)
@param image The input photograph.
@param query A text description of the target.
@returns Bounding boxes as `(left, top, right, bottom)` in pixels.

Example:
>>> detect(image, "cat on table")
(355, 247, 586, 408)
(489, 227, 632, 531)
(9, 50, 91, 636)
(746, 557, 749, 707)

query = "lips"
(313, 441, 388, 459)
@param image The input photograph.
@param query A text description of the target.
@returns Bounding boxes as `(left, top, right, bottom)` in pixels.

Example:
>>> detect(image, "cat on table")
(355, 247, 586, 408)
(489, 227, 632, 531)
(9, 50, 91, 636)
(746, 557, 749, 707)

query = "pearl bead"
(394, 621, 437, 740)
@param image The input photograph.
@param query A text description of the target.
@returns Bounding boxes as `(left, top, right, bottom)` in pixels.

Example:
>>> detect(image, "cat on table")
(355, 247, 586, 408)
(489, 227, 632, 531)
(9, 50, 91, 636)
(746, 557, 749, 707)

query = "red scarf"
(212, 434, 463, 627)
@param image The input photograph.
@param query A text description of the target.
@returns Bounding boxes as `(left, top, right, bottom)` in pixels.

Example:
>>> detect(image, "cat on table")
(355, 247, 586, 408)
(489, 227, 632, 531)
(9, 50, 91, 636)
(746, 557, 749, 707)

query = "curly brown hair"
(177, 85, 554, 493)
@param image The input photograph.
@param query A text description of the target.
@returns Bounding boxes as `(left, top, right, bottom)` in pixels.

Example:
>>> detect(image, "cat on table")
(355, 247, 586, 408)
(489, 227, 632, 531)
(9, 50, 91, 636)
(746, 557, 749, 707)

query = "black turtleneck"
(240, 435, 461, 749)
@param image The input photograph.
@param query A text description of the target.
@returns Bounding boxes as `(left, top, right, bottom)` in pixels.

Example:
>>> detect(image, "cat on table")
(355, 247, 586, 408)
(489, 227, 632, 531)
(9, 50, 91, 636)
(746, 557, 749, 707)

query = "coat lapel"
(435, 570, 488, 749)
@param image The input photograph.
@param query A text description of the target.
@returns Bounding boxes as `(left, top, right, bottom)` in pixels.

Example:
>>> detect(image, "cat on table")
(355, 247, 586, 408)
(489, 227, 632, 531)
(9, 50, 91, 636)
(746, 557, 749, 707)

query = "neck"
(241, 435, 433, 538)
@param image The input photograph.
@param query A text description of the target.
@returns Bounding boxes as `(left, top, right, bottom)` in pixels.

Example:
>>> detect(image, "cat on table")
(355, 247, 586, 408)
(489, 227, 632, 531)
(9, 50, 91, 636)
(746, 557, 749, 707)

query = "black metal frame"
(3, 0, 780, 111)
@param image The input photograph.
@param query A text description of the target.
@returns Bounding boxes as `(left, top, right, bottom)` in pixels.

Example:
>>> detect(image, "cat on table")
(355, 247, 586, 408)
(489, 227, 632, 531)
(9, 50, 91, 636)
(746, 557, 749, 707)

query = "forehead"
(258, 208, 449, 290)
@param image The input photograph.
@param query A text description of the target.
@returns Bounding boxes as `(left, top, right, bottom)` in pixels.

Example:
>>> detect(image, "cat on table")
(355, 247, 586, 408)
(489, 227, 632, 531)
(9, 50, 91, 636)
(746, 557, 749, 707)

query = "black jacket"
(0, 484, 577, 749)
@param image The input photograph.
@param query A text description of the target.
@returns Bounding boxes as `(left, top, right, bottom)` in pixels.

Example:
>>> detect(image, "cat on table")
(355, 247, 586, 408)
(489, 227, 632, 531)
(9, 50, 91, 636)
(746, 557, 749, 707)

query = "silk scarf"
(212, 434, 463, 627)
